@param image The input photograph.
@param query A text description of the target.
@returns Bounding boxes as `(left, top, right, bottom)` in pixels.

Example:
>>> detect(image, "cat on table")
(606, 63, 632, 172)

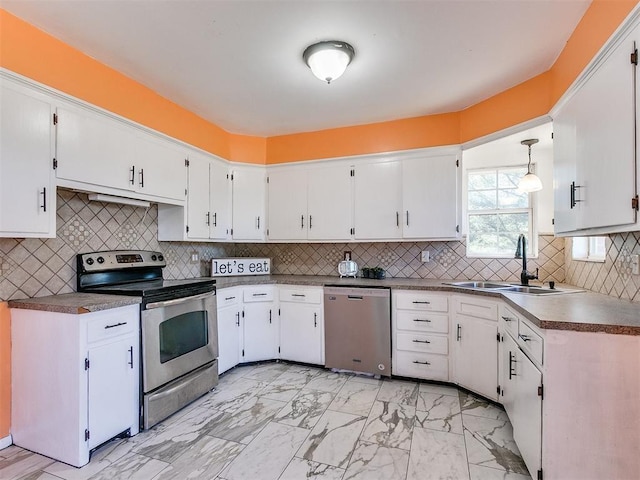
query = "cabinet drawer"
(396, 310, 449, 334)
(498, 303, 520, 338)
(396, 333, 448, 355)
(218, 288, 241, 308)
(395, 292, 448, 312)
(87, 306, 137, 343)
(518, 320, 544, 365)
(456, 296, 498, 320)
(280, 287, 322, 304)
(243, 286, 275, 302)
(393, 351, 449, 381)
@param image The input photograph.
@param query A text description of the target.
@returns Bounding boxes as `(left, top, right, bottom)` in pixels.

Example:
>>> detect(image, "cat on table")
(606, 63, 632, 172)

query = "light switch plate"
(190, 251, 199, 264)
(631, 254, 640, 275)
(421, 250, 430, 262)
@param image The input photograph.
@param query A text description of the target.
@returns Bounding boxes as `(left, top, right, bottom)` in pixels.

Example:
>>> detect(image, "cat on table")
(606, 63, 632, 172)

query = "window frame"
(572, 236, 606, 263)
(465, 165, 538, 259)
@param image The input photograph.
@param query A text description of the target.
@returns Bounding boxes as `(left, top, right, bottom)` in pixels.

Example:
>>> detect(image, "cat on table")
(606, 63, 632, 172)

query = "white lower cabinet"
(278, 286, 324, 365)
(499, 304, 542, 480)
(241, 286, 278, 362)
(216, 287, 242, 375)
(452, 296, 499, 401)
(392, 290, 450, 381)
(11, 304, 140, 467)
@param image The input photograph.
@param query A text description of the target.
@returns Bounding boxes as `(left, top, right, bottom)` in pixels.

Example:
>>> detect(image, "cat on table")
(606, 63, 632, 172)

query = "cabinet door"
(186, 152, 211, 240)
(0, 83, 55, 237)
(402, 155, 460, 239)
(209, 160, 231, 240)
(267, 168, 308, 240)
(280, 303, 323, 365)
(307, 164, 353, 240)
(552, 98, 579, 234)
(500, 332, 518, 420)
(512, 346, 542, 478)
(56, 106, 137, 191)
(217, 305, 242, 374)
(232, 166, 266, 240)
(88, 336, 138, 449)
(134, 132, 187, 201)
(354, 161, 402, 240)
(453, 315, 498, 401)
(243, 304, 278, 362)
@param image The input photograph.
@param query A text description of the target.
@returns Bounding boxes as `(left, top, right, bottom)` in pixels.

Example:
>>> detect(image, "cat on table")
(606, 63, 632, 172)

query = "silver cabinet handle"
(413, 318, 432, 323)
(412, 360, 430, 365)
(412, 301, 431, 304)
(206, 212, 211, 226)
(105, 322, 127, 329)
(412, 339, 431, 344)
(501, 316, 514, 322)
(291, 294, 306, 298)
(225, 296, 236, 301)
(301, 215, 304, 229)
(256, 216, 260, 229)
(235, 312, 240, 326)
(519, 334, 531, 342)
(130, 165, 135, 185)
(396, 211, 399, 227)
(128, 346, 134, 369)
(406, 211, 410, 226)
(456, 324, 461, 341)
(314, 312, 317, 327)
(509, 351, 516, 379)
(253, 293, 267, 297)
(213, 212, 217, 227)
(139, 168, 144, 187)
(309, 215, 313, 229)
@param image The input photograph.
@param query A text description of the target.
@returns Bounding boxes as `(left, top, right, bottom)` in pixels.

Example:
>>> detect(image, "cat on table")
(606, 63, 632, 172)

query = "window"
(467, 166, 534, 257)
(572, 237, 606, 262)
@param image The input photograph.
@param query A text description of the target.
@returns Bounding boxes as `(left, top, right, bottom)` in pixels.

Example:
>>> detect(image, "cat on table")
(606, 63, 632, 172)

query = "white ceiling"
(2, 0, 591, 137)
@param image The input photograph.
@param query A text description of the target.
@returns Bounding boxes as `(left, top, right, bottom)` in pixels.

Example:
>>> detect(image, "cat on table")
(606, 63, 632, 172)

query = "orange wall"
(0, 9, 266, 164)
(0, 303, 10, 439)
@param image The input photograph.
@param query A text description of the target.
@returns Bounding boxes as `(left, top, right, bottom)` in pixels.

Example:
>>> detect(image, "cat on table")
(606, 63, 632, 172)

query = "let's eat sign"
(211, 258, 271, 277)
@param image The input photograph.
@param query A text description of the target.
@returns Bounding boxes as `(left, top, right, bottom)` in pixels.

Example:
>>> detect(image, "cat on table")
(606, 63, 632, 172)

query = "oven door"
(142, 291, 217, 393)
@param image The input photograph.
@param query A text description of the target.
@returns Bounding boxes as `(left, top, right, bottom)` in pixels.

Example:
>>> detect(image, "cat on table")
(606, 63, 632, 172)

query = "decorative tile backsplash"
(565, 232, 640, 303)
(0, 189, 567, 302)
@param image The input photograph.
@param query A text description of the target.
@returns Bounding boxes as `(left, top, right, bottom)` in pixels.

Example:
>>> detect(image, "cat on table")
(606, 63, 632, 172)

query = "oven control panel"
(78, 250, 166, 272)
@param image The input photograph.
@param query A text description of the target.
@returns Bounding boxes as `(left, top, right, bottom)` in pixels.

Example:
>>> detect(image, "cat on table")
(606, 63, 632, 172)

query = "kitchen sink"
(445, 281, 512, 289)
(500, 285, 583, 295)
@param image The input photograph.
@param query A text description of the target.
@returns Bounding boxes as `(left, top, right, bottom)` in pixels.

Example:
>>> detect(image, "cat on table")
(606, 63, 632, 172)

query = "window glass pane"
(497, 213, 529, 233)
(468, 171, 496, 191)
(468, 214, 498, 254)
(498, 168, 527, 188)
(498, 189, 528, 209)
(468, 190, 497, 210)
(590, 237, 606, 258)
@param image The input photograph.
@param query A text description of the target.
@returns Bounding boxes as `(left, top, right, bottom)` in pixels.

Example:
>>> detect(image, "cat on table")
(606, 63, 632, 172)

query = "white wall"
(461, 122, 554, 235)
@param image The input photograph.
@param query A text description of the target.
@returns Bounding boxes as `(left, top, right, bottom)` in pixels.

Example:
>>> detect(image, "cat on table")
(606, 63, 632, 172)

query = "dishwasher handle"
(347, 295, 364, 300)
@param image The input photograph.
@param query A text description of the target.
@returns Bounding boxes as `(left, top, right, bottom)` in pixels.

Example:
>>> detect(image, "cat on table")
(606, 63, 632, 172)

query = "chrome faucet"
(515, 234, 538, 286)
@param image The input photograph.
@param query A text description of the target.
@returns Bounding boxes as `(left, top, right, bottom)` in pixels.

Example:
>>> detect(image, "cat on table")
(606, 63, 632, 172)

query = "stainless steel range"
(77, 250, 218, 429)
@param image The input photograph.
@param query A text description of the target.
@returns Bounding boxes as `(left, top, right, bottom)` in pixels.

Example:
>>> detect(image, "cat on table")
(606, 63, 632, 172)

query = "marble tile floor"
(0, 362, 532, 480)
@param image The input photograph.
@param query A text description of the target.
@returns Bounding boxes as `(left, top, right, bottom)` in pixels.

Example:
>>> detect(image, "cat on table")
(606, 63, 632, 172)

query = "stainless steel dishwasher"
(324, 286, 391, 377)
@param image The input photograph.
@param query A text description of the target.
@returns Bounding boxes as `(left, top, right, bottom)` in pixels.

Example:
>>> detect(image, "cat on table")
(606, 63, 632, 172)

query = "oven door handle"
(145, 291, 215, 310)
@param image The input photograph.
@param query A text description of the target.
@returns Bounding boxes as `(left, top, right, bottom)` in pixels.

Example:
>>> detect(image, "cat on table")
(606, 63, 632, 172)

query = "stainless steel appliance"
(77, 250, 218, 429)
(323, 286, 391, 377)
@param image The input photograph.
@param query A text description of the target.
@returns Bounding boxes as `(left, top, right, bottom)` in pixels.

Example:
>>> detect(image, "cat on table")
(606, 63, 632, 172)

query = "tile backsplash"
(565, 232, 640, 303)
(1, 189, 566, 301)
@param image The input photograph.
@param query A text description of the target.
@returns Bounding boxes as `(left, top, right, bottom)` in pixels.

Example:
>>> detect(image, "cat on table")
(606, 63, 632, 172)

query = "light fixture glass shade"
(518, 172, 543, 192)
(303, 41, 355, 83)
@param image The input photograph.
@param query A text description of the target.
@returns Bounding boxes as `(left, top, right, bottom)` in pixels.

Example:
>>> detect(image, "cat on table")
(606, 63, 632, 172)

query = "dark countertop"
(8, 293, 142, 314)
(215, 274, 640, 335)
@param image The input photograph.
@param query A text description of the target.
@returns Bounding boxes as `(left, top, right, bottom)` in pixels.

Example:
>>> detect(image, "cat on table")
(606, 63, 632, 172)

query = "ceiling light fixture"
(519, 138, 543, 193)
(303, 40, 355, 84)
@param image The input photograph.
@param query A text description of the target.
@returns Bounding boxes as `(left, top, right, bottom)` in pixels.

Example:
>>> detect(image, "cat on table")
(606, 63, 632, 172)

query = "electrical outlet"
(632, 254, 640, 275)
(421, 250, 430, 262)
(190, 251, 199, 264)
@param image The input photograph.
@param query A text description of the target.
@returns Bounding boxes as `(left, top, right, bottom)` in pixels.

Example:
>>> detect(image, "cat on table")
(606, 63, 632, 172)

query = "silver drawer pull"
(104, 322, 127, 329)
(519, 334, 531, 342)
(291, 294, 306, 297)
(225, 296, 236, 301)
(412, 339, 431, 344)
(253, 293, 268, 296)
(501, 316, 514, 322)
(413, 318, 432, 323)
(412, 360, 431, 365)
(412, 301, 431, 304)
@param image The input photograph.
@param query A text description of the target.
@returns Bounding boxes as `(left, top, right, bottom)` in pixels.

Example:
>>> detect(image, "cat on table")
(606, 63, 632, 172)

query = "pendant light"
(303, 41, 355, 84)
(519, 138, 543, 193)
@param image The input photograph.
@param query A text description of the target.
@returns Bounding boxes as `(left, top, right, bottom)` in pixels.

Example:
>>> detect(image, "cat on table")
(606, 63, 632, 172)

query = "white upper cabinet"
(232, 165, 266, 241)
(307, 163, 353, 241)
(267, 168, 308, 241)
(55, 106, 138, 192)
(354, 161, 403, 240)
(209, 159, 231, 240)
(0, 79, 55, 237)
(402, 153, 460, 239)
(553, 20, 640, 235)
(185, 152, 212, 240)
(133, 131, 187, 202)
(56, 105, 187, 204)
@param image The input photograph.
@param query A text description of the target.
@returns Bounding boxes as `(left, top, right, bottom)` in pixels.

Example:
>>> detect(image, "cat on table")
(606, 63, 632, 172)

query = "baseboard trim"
(0, 434, 13, 450)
